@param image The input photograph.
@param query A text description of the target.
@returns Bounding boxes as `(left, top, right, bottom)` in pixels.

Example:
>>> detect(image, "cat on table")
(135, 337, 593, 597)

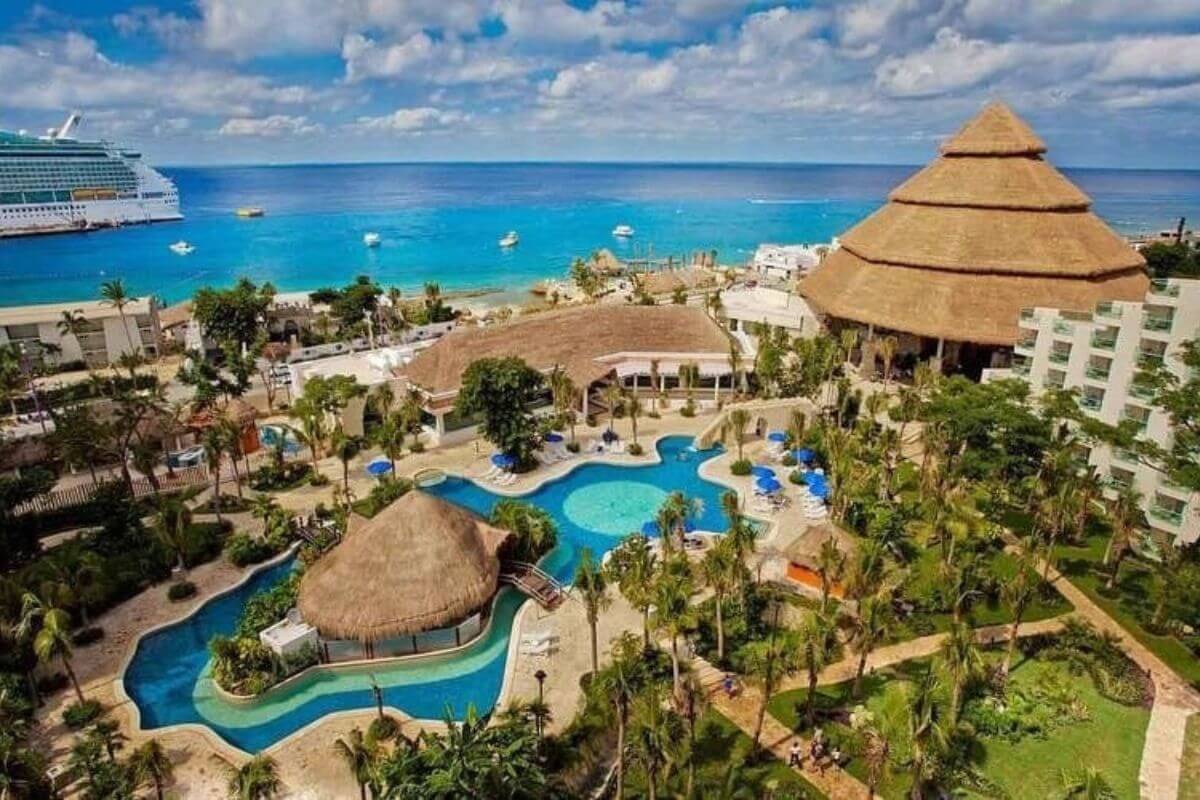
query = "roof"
(785, 523, 858, 570)
(799, 102, 1147, 346)
(637, 268, 719, 296)
(158, 302, 192, 329)
(0, 297, 156, 327)
(298, 491, 510, 641)
(186, 398, 258, 430)
(401, 304, 732, 396)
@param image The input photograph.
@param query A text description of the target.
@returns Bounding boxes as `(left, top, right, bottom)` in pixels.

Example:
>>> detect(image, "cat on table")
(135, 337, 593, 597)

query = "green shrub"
(63, 700, 103, 729)
(627, 442, 644, 456)
(249, 463, 312, 492)
(679, 399, 696, 418)
(167, 581, 198, 601)
(781, 452, 797, 467)
(225, 533, 277, 567)
(70, 627, 104, 647)
(566, 441, 581, 453)
(369, 715, 401, 741)
(352, 477, 414, 519)
(730, 459, 752, 476)
(182, 521, 231, 567)
(309, 473, 331, 487)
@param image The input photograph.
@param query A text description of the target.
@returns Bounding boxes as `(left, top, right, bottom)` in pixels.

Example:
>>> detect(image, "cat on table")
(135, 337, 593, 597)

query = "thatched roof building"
(800, 102, 1147, 349)
(298, 491, 511, 642)
(785, 523, 858, 571)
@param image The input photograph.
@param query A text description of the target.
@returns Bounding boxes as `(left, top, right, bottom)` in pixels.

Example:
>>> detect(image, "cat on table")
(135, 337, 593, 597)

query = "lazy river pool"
(123, 435, 736, 752)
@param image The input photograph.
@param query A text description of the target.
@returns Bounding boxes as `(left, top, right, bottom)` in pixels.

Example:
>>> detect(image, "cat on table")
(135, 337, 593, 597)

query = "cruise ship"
(0, 114, 181, 237)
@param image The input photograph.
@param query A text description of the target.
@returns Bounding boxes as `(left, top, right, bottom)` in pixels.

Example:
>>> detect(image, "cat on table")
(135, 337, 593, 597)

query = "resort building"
(799, 102, 1148, 379)
(297, 491, 512, 661)
(0, 296, 160, 368)
(995, 277, 1200, 545)
(750, 242, 829, 282)
(400, 304, 737, 444)
(720, 285, 820, 353)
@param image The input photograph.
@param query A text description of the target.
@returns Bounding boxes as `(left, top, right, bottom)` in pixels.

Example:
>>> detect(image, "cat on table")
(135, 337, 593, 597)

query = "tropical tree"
(591, 632, 646, 797)
(603, 382, 623, 434)
(941, 620, 984, 725)
(724, 408, 751, 460)
(574, 548, 611, 675)
(1104, 486, 1146, 590)
(547, 366, 577, 441)
(906, 670, 947, 800)
(652, 561, 697, 700)
(700, 537, 743, 664)
(201, 425, 230, 525)
(129, 739, 174, 800)
(737, 625, 803, 754)
(226, 754, 282, 800)
(626, 389, 643, 445)
(678, 361, 700, 407)
(1000, 551, 1038, 678)
(100, 279, 138, 368)
(19, 594, 85, 704)
(331, 428, 363, 494)
(797, 612, 838, 728)
(455, 356, 545, 467)
(628, 685, 683, 800)
(372, 415, 406, 475)
(605, 535, 658, 647)
(815, 538, 846, 612)
(877, 334, 899, 390)
(333, 728, 379, 800)
(489, 499, 557, 564)
(850, 594, 893, 698)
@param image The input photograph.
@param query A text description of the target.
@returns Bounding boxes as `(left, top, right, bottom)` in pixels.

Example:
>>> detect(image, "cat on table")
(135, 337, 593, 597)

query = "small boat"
(363, 232, 381, 247)
(236, 207, 264, 218)
(169, 240, 194, 255)
(499, 231, 519, 248)
(612, 224, 635, 238)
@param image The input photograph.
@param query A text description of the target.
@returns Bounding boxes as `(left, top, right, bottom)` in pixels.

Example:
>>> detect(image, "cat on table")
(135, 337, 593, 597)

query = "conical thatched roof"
(298, 491, 511, 642)
(785, 523, 858, 570)
(800, 102, 1147, 346)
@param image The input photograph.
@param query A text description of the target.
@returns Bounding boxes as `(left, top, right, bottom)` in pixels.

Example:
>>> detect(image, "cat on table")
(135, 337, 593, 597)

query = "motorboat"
(499, 230, 519, 248)
(612, 224, 635, 237)
(168, 240, 194, 255)
(236, 207, 265, 218)
(363, 232, 381, 247)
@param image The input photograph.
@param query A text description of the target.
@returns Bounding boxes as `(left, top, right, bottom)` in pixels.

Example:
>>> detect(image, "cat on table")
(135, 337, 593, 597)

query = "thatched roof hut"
(298, 491, 511, 642)
(784, 523, 858, 570)
(799, 102, 1148, 346)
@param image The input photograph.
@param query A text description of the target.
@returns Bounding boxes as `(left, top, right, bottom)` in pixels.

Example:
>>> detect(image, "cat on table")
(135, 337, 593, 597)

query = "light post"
(534, 668, 548, 744)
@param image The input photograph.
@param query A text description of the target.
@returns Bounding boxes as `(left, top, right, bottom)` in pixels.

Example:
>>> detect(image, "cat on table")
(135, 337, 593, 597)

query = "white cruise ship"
(0, 114, 181, 237)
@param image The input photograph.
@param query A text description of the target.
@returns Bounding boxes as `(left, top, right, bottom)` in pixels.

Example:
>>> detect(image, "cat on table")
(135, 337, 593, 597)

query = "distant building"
(994, 277, 1200, 545)
(720, 286, 821, 352)
(751, 243, 828, 281)
(0, 296, 160, 368)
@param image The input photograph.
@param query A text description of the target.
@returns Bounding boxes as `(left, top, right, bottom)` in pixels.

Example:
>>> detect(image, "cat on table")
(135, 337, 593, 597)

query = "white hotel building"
(0, 297, 161, 369)
(999, 277, 1200, 545)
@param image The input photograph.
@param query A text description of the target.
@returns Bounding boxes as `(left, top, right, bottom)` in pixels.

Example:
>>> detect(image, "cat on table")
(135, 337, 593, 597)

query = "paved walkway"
(1013, 545, 1200, 800)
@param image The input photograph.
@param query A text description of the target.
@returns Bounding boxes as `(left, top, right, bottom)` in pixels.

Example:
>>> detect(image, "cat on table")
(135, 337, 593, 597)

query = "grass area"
(1181, 714, 1200, 800)
(624, 710, 826, 799)
(767, 651, 1149, 799)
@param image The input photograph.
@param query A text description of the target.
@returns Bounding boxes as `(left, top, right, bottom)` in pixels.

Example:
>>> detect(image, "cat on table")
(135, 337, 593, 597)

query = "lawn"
(1181, 714, 1200, 800)
(767, 651, 1150, 799)
(623, 710, 826, 799)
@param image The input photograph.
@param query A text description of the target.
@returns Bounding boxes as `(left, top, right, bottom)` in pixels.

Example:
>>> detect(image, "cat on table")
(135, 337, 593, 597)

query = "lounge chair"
(519, 639, 555, 657)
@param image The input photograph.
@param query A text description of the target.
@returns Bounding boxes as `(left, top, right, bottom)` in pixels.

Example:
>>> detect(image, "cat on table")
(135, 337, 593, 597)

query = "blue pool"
(123, 436, 732, 752)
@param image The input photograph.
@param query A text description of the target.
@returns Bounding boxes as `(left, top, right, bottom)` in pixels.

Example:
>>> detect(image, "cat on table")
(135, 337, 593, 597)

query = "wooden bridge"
(500, 561, 566, 610)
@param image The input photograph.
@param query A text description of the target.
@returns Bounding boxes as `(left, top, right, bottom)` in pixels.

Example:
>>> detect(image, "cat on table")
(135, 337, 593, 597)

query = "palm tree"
(333, 728, 378, 800)
(815, 538, 845, 612)
(850, 594, 893, 698)
(877, 334, 899, 389)
(798, 612, 837, 728)
(548, 366, 577, 440)
(700, 538, 741, 664)
(290, 395, 327, 471)
(591, 633, 643, 797)
(573, 548, 611, 675)
(653, 563, 696, 700)
(1000, 551, 1037, 678)
(368, 383, 395, 426)
(226, 754, 282, 800)
(202, 425, 229, 525)
(154, 495, 193, 573)
(398, 388, 424, 450)
(605, 535, 658, 647)
(603, 382, 623, 434)
(19, 594, 85, 704)
(724, 408, 750, 460)
(129, 739, 174, 800)
(99, 279, 138, 369)
(727, 341, 745, 396)
(1104, 487, 1146, 590)
(629, 685, 682, 800)
(373, 415, 406, 475)
(862, 727, 890, 799)
(57, 309, 90, 373)
(738, 626, 803, 754)
(331, 428, 363, 494)
(941, 620, 983, 724)
(678, 361, 700, 407)
(906, 670, 946, 800)
(625, 389, 643, 445)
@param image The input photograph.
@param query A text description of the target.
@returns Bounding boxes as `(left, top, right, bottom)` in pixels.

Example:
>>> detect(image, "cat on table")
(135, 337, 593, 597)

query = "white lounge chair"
(519, 639, 555, 657)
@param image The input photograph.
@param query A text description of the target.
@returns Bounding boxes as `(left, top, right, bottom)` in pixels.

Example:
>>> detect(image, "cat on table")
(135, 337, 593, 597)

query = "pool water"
(259, 424, 303, 455)
(122, 436, 731, 752)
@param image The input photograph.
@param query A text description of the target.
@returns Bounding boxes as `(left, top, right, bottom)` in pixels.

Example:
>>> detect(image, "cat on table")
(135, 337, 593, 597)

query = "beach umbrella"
(491, 453, 515, 469)
(602, 428, 619, 444)
(641, 521, 660, 536)
(809, 483, 829, 499)
(545, 432, 564, 443)
(750, 465, 776, 478)
(366, 459, 392, 477)
(756, 476, 782, 493)
(767, 431, 787, 443)
(795, 448, 815, 463)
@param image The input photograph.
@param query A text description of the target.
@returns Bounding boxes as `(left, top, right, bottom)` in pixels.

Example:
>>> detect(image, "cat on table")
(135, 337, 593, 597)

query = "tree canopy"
(455, 357, 545, 466)
(191, 278, 275, 348)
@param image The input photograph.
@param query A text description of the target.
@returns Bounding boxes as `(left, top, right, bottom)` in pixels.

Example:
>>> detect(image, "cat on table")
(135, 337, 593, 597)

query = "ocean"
(1, 162, 1198, 308)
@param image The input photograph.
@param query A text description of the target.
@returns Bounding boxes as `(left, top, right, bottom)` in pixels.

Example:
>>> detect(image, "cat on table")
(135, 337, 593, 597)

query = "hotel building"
(0, 297, 161, 368)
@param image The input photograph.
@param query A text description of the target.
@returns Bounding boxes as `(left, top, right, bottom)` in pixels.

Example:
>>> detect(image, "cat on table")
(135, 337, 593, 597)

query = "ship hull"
(0, 196, 182, 238)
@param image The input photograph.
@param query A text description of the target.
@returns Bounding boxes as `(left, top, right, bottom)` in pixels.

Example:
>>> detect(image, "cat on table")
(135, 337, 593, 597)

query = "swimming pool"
(259, 424, 303, 455)
(122, 436, 733, 752)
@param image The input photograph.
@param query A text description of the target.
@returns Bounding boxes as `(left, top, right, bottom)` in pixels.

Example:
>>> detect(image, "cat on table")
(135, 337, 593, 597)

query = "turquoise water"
(122, 435, 731, 752)
(3, 162, 1197, 306)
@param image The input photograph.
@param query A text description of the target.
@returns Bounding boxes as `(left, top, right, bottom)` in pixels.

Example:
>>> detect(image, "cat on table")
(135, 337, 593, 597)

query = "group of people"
(788, 728, 842, 775)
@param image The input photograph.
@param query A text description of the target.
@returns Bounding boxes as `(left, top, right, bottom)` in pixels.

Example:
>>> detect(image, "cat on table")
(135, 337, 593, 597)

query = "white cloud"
(1095, 35, 1200, 84)
(347, 107, 469, 133)
(218, 115, 322, 137)
(342, 32, 435, 82)
(875, 28, 1019, 97)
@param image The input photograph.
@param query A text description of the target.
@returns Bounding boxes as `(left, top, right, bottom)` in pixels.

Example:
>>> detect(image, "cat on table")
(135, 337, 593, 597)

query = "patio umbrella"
(602, 428, 619, 444)
(366, 458, 392, 477)
(756, 476, 782, 493)
(808, 483, 829, 500)
(545, 432, 564, 443)
(795, 448, 815, 463)
(491, 453, 515, 469)
(750, 465, 776, 478)
(767, 431, 787, 443)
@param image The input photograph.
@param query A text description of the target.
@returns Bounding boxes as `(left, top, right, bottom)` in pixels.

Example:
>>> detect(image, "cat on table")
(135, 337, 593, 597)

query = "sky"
(1, 1, 1199, 168)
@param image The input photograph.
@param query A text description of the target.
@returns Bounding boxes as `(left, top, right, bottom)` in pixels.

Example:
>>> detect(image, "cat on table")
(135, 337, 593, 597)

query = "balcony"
(1113, 448, 1139, 465)
(1121, 409, 1150, 433)
(1150, 279, 1181, 298)
(1085, 363, 1110, 381)
(1137, 351, 1165, 369)
(1107, 473, 1134, 491)
(1094, 302, 1121, 320)
(1149, 505, 1184, 526)
(1078, 394, 1104, 412)
(1019, 307, 1036, 321)
(1142, 314, 1174, 333)
(1052, 319, 1074, 336)
(1129, 382, 1156, 402)
(1049, 349, 1071, 365)
(1091, 333, 1116, 351)
(1012, 361, 1031, 376)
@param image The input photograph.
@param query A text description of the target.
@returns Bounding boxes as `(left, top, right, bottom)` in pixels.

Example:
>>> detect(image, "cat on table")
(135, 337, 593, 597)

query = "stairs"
(500, 561, 566, 610)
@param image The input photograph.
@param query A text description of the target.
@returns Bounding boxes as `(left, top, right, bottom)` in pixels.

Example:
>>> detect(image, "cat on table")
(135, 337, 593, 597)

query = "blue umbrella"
(491, 453, 515, 468)
(366, 459, 392, 477)
(767, 431, 787, 443)
(750, 465, 776, 478)
(641, 521, 660, 536)
(756, 476, 782, 493)
(796, 448, 815, 463)
(545, 432, 564, 443)
(809, 483, 829, 499)
(683, 520, 696, 533)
